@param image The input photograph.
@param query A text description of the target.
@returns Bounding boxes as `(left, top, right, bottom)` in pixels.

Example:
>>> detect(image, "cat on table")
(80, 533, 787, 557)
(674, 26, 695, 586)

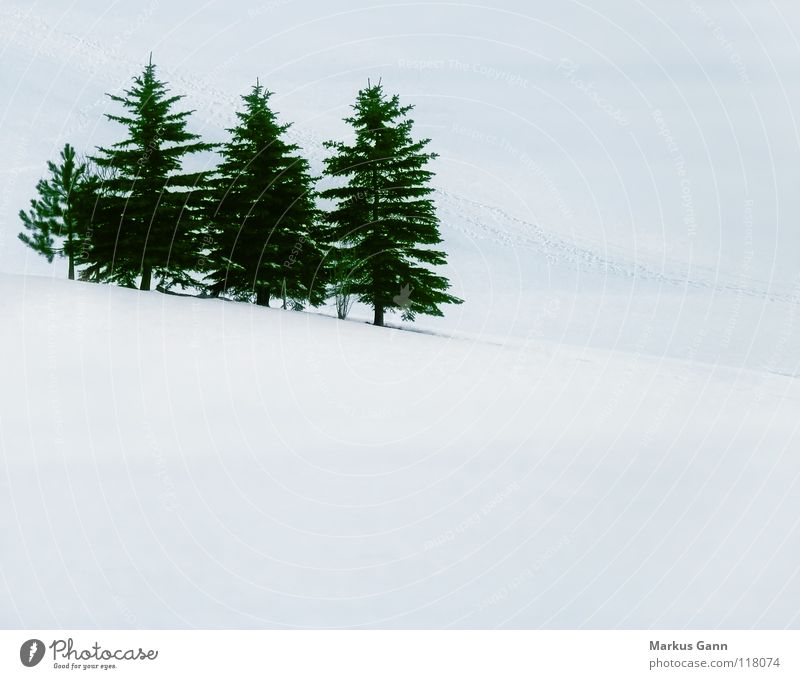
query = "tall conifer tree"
(321, 82, 461, 326)
(203, 81, 324, 307)
(85, 56, 211, 290)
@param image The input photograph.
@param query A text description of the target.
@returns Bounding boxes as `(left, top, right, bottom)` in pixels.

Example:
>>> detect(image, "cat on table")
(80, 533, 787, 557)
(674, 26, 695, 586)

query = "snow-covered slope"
(3, 0, 800, 630)
(2, 273, 799, 628)
(416, 188, 800, 377)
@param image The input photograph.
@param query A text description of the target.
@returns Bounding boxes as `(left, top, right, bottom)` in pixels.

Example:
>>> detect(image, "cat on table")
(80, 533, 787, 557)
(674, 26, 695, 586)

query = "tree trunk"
(67, 229, 75, 280)
(370, 168, 384, 328)
(140, 264, 152, 291)
(256, 288, 270, 306)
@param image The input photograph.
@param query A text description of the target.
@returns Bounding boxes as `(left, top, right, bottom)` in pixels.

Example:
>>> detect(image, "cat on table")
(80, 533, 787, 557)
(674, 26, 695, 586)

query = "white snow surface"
(1, 272, 800, 628)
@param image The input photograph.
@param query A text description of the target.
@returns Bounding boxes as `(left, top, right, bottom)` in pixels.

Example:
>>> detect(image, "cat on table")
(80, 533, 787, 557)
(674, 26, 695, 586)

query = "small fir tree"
(18, 143, 87, 279)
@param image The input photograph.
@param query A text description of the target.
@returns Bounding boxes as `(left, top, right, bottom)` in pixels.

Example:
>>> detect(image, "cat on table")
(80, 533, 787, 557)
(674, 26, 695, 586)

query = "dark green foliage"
(18, 143, 87, 279)
(321, 81, 462, 326)
(202, 81, 326, 307)
(84, 56, 211, 290)
(73, 164, 126, 283)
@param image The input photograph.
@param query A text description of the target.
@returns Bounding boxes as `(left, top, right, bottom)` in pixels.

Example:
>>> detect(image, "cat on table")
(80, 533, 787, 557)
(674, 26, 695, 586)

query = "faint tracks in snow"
(435, 189, 800, 306)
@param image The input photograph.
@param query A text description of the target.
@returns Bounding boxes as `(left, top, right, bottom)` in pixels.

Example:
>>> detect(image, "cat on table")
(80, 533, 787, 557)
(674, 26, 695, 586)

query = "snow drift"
(1, 273, 799, 628)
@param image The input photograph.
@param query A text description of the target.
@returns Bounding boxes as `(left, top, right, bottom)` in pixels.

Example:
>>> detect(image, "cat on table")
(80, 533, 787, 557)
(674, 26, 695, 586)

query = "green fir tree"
(203, 81, 325, 307)
(85, 56, 211, 290)
(18, 143, 87, 279)
(321, 81, 462, 326)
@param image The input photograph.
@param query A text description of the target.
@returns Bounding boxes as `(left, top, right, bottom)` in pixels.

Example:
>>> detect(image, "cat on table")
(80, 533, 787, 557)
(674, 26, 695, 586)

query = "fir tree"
(321, 81, 462, 326)
(203, 81, 325, 307)
(86, 56, 211, 290)
(18, 143, 87, 279)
